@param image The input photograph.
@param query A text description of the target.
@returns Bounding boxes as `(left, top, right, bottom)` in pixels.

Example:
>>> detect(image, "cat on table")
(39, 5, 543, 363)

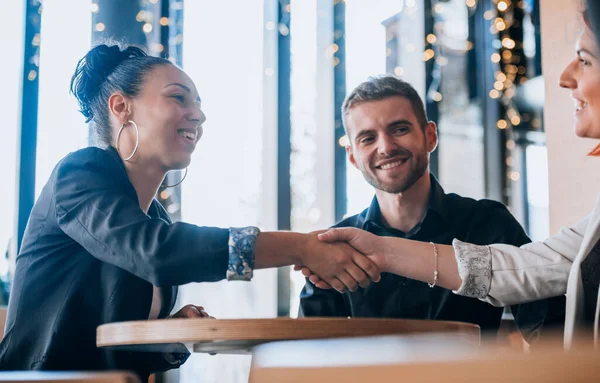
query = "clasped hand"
(296, 228, 387, 293)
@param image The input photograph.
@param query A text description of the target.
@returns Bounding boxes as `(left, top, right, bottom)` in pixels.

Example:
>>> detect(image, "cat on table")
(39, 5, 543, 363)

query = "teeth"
(179, 130, 197, 141)
(576, 101, 588, 112)
(380, 160, 405, 170)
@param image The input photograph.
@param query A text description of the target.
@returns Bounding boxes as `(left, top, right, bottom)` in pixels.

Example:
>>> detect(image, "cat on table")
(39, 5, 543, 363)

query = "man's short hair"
(342, 75, 429, 132)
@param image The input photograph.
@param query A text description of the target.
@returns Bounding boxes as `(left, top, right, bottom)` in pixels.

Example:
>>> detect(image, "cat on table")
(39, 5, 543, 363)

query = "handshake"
(292, 227, 390, 293)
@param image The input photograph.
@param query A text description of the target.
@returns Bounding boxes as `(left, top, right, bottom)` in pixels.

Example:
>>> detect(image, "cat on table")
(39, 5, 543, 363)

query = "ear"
(108, 92, 131, 123)
(424, 121, 438, 153)
(346, 143, 359, 170)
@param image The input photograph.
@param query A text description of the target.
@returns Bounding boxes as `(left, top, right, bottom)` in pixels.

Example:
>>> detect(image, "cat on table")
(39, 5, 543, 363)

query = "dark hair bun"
(70, 43, 148, 122)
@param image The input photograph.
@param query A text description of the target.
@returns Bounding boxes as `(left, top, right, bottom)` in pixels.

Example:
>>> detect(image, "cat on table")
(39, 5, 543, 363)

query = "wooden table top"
(0, 371, 139, 383)
(97, 317, 480, 354)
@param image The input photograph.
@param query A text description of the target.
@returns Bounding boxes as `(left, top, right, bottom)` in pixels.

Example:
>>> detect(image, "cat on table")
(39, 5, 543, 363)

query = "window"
(0, 1, 24, 277)
(435, 0, 485, 199)
(36, 0, 91, 197)
(178, 1, 277, 381)
(345, 0, 415, 215)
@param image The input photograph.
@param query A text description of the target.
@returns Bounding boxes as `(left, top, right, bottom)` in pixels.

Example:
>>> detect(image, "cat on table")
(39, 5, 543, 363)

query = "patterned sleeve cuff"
(452, 239, 492, 299)
(227, 227, 260, 281)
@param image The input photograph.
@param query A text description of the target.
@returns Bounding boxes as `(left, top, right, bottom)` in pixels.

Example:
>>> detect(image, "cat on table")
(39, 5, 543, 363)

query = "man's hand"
(168, 304, 214, 319)
(297, 231, 381, 294)
(296, 228, 389, 290)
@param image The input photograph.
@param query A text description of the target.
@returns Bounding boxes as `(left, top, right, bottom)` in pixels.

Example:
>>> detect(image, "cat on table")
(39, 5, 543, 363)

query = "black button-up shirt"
(300, 176, 565, 341)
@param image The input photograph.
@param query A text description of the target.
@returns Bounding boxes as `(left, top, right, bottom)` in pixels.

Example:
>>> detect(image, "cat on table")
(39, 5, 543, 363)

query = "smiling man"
(299, 76, 565, 342)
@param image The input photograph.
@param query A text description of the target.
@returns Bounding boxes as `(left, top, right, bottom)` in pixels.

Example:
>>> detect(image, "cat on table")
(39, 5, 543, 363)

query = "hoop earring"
(115, 120, 139, 161)
(162, 168, 188, 188)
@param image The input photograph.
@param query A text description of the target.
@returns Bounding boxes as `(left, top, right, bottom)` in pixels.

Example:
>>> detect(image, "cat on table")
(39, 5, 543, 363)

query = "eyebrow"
(578, 48, 598, 59)
(165, 83, 202, 103)
(354, 128, 376, 142)
(353, 119, 413, 142)
(388, 119, 414, 127)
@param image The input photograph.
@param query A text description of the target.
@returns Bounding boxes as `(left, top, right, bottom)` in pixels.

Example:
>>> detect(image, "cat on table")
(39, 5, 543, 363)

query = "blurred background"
(0, 0, 594, 382)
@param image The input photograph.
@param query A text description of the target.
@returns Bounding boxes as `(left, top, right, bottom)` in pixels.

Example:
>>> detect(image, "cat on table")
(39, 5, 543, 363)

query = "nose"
(559, 60, 577, 90)
(187, 103, 206, 124)
(377, 134, 397, 155)
(187, 105, 206, 141)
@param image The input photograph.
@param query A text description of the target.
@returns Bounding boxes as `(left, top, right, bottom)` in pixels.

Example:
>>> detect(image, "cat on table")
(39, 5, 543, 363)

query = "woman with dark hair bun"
(0, 43, 380, 380)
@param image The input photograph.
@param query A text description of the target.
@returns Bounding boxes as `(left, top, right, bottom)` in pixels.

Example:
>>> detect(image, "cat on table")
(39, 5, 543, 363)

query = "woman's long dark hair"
(584, 1, 600, 156)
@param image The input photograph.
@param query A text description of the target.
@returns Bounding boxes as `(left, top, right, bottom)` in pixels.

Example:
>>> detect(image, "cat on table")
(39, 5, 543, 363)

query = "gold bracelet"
(428, 242, 439, 288)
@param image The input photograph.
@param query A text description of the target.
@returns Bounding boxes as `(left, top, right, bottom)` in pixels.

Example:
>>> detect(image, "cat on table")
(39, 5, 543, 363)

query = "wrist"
(295, 232, 314, 265)
(379, 237, 395, 273)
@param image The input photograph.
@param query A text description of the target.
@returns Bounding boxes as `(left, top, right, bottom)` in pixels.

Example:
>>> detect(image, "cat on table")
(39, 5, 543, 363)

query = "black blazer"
(0, 146, 230, 380)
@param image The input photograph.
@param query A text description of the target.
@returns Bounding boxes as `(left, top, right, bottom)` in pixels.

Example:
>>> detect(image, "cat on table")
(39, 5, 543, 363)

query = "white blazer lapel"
(564, 194, 600, 348)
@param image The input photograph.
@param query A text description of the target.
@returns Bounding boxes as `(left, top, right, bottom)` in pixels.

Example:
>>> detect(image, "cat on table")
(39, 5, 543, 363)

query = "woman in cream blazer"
(308, 9, 600, 349)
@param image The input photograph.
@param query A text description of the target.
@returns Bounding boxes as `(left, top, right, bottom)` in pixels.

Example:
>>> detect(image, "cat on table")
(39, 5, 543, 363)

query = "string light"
(501, 37, 516, 49)
(435, 56, 448, 66)
(338, 135, 349, 147)
(494, 18, 506, 31)
(32, 33, 41, 47)
(399, 0, 529, 208)
(423, 48, 435, 61)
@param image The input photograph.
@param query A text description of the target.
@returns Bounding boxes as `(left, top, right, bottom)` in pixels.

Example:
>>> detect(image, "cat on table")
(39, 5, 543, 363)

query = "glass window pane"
(345, 1, 411, 215)
(178, 1, 274, 382)
(436, 0, 485, 199)
(288, 0, 319, 316)
(526, 144, 549, 241)
(36, 0, 91, 197)
(0, 1, 24, 277)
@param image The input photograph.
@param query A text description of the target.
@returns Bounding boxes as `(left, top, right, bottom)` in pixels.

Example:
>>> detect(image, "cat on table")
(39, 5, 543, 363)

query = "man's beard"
(361, 152, 428, 194)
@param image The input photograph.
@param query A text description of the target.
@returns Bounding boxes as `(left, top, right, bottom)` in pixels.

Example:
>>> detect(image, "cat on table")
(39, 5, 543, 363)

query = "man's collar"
(428, 174, 450, 224)
(363, 173, 450, 229)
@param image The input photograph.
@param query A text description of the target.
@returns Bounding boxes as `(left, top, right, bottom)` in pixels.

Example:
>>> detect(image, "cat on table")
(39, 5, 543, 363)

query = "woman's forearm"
(254, 231, 305, 269)
(380, 237, 463, 291)
(253, 231, 381, 293)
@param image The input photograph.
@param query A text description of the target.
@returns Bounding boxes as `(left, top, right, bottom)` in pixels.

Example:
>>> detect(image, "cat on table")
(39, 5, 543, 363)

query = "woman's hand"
(168, 304, 214, 319)
(318, 228, 388, 270)
(296, 230, 382, 294)
(296, 228, 389, 290)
